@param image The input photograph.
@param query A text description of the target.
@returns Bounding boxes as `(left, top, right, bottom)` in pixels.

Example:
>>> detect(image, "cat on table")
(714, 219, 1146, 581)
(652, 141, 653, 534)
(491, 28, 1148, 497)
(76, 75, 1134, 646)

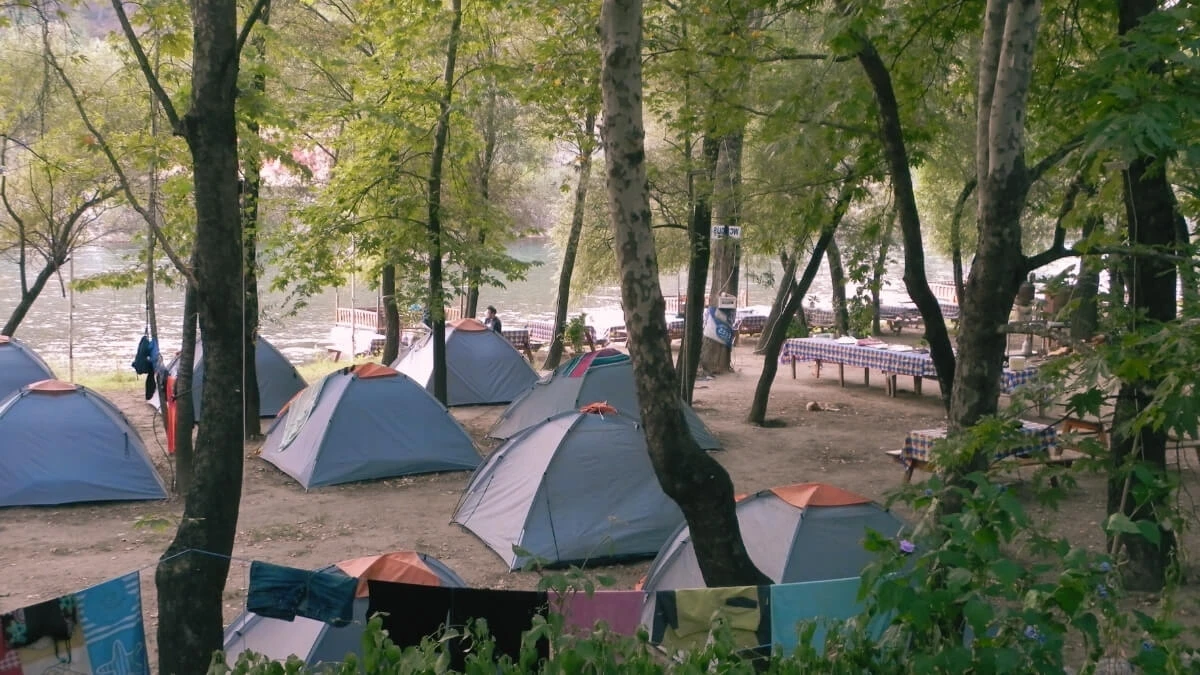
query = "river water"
(1, 237, 960, 372)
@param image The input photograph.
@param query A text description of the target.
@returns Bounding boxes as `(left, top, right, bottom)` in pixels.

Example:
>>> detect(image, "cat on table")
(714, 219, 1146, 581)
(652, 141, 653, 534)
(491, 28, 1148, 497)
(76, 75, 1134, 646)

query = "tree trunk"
(870, 211, 896, 336)
(699, 134, 743, 374)
(381, 263, 400, 364)
(426, 0, 462, 405)
(1176, 210, 1197, 315)
(748, 183, 853, 425)
(238, 0, 269, 439)
(947, 0, 1041, 460)
(154, 0, 245, 667)
(545, 112, 597, 370)
(600, 0, 767, 587)
(2, 260, 62, 337)
(755, 249, 797, 353)
(1069, 215, 1102, 341)
(1105, 0, 1180, 591)
(949, 179, 977, 308)
(466, 85, 498, 320)
(173, 283, 198, 495)
(856, 38, 956, 407)
(678, 134, 719, 402)
(827, 236, 849, 334)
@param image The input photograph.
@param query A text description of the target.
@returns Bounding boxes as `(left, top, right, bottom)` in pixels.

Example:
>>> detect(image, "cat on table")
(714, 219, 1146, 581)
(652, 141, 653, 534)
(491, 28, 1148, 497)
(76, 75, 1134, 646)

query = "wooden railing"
(334, 307, 385, 332)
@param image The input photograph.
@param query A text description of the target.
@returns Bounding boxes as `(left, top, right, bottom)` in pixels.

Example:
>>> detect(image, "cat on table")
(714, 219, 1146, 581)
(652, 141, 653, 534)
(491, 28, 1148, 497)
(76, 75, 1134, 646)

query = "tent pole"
(69, 257, 75, 382)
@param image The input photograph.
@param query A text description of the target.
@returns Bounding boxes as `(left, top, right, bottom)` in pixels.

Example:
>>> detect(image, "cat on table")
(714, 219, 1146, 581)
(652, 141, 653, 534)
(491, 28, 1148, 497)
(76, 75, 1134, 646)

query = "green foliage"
(563, 312, 588, 351)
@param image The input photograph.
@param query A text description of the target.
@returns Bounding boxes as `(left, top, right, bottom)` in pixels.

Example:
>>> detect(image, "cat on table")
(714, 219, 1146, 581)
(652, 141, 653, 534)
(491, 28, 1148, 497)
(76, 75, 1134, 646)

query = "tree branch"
(236, 0, 273, 61)
(110, 0, 182, 133)
(44, 42, 196, 286)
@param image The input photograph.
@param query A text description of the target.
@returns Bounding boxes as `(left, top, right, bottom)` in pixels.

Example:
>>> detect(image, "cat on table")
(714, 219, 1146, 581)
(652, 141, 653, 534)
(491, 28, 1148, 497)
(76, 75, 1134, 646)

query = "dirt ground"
(3, 339, 1198, 663)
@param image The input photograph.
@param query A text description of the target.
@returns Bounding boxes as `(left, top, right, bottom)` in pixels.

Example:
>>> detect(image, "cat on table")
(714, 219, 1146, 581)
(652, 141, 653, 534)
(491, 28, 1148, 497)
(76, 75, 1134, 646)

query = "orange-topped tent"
(334, 551, 445, 597)
(639, 482, 906, 594)
(224, 551, 465, 666)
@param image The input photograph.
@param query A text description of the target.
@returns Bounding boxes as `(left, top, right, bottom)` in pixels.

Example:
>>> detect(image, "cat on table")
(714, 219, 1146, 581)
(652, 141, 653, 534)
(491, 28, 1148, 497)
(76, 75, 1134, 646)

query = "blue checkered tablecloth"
(527, 320, 597, 345)
(1001, 367, 1039, 394)
(734, 314, 768, 333)
(902, 420, 1057, 464)
(803, 304, 960, 326)
(779, 338, 940, 378)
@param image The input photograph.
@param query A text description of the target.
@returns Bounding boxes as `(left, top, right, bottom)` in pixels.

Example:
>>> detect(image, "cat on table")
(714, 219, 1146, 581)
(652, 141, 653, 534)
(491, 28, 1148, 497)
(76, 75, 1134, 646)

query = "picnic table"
(780, 337, 939, 396)
(526, 320, 599, 351)
(780, 337, 1040, 398)
(501, 328, 533, 359)
(886, 420, 1081, 483)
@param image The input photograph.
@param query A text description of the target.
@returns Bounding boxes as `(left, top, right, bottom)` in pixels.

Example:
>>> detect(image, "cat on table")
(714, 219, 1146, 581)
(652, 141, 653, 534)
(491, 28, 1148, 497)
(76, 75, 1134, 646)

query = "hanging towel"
(76, 572, 149, 675)
(651, 586, 770, 653)
(548, 590, 643, 637)
(447, 587, 549, 668)
(0, 593, 91, 673)
(365, 581, 454, 651)
(247, 561, 356, 626)
(769, 577, 872, 656)
(367, 581, 549, 670)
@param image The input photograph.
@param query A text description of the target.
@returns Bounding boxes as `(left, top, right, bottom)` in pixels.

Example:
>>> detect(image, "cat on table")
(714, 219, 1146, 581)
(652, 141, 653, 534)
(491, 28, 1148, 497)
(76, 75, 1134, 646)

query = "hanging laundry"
(650, 586, 771, 653)
(448, 587, 549, 668)
(0, 572, 149, 674)
(130, 337, 156, 376)
(76, 573, 150, 675)
(367, 581, 549, 670)
(769, 577, 874, 656)
(364, 582, 454, 651)
(548, 590, 643, 638)
(247, 561, 356, 627)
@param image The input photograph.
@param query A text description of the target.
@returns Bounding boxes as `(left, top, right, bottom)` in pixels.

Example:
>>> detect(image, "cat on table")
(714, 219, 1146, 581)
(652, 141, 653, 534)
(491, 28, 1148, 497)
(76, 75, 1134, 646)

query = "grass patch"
(67, 368, 144, 391)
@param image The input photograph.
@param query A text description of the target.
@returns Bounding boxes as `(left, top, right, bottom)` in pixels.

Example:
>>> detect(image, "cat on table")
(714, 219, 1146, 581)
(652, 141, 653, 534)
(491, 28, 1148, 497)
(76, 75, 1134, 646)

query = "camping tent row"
(225, 486, 908, 668)
(160, 336, 308, 419)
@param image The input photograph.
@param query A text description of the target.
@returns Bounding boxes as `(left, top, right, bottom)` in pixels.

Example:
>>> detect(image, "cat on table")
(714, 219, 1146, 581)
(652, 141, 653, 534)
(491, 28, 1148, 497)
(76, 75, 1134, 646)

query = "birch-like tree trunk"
(426, 0, 463, 404)
(949, 0, 1043, 439)
(544, 112, 597, 370)
(827, 237, 849, 334)
(600, 0, 766, 587)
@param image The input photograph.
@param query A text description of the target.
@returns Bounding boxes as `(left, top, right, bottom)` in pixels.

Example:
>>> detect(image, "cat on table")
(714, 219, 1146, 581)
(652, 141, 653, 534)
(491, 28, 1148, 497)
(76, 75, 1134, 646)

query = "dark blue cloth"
(131, 336, 157, 375)
(247, 561, 356, 626)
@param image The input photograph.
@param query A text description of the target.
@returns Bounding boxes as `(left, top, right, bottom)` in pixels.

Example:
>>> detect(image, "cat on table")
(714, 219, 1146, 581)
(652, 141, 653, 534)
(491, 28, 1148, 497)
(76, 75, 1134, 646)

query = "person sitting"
(484, 305, 503, 333)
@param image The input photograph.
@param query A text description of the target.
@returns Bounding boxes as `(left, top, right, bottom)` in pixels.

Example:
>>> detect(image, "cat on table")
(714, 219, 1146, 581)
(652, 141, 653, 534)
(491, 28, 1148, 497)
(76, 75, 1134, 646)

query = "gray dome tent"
(453, 404, 685, 569)
(224, 551, 466, 667)
(488, 348, 721, 450)
(165, 336, 305, 418)
(0, 335, 55, 403)
(390, 318, 537, 406)
(0, 380, 167, 507)
(260, 363, 480, 488)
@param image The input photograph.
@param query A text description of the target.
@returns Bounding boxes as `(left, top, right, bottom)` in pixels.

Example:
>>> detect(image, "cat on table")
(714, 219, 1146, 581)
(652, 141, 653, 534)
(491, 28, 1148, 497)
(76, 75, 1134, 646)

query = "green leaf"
(1103, 512, 1141, 535)
(1135, 519, 1163, 546)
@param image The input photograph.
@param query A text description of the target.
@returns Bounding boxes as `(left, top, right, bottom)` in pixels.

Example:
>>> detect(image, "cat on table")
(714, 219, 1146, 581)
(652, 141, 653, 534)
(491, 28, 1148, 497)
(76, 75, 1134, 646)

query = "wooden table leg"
(838, 363, 845, 387)
(903, 464, 915, 484)
(791, 356, 797, 379)
(864, 368, 870, 386)
(814, 360, 822, 379)
(914, 377, 923, 395)
(887, 375, 897, 397)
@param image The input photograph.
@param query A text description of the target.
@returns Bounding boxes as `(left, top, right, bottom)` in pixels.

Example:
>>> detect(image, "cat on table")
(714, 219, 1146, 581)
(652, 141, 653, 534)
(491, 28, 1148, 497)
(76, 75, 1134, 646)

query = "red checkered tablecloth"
(902, 420, 1057, 464)
(779, 338, 940, 378)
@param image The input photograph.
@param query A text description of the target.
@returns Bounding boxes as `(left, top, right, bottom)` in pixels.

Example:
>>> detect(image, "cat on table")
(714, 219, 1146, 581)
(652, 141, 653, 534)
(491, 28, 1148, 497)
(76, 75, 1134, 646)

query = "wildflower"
(1024, 625, 1046, 644)
(1096, 584, 1109, 598)
(924, 488, 933, 497)
(1098, 561, 1112, 573)
(899, 540, 916, 554)
(1143, 640, 1155, 651)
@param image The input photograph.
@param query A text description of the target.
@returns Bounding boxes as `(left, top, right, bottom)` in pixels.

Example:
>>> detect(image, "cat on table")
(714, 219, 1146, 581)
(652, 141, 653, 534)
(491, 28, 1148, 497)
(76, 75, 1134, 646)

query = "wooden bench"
(885, 448, 1087, 485)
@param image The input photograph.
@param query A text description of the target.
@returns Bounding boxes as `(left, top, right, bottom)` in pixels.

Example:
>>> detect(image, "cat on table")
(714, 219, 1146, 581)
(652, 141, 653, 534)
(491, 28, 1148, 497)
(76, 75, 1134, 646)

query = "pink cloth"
(548, 590, 644, 637)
